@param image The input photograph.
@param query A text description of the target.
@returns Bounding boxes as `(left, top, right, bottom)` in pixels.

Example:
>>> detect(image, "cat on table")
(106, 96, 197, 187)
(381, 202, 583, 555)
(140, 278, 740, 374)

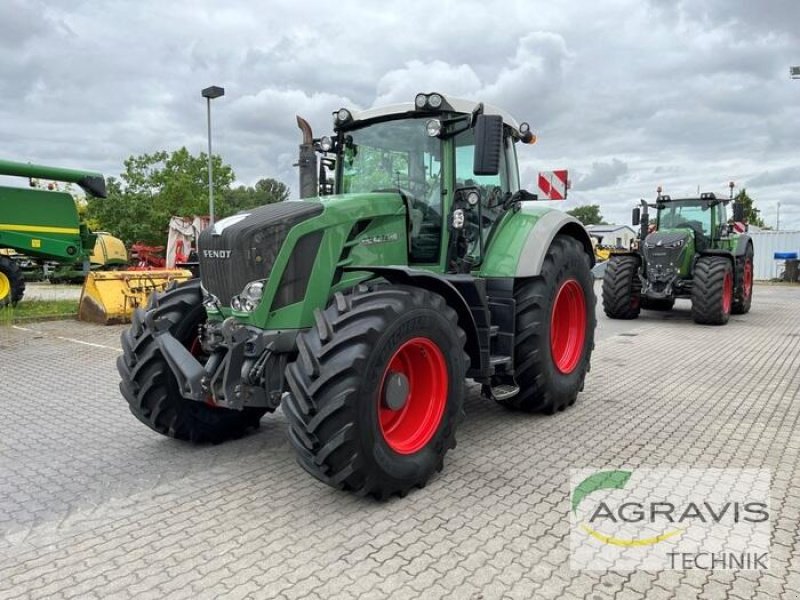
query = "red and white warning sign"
(538, 170, 569, 200)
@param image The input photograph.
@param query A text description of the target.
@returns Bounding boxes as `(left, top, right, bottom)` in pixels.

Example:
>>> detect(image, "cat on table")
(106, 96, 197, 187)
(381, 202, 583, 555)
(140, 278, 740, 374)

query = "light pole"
(201, 85, 225, 226)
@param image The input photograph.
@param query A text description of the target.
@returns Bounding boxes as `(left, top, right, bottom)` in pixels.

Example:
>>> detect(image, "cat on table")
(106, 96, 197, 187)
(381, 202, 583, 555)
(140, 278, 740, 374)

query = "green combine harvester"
(603, 188, 753, 325)
(0, 159, 107, 306)
(118, 92, 597, 498)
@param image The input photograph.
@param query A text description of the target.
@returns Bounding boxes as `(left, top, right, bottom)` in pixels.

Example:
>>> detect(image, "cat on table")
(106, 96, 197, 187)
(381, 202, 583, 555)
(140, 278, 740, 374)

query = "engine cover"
(198, 201, 323, 305)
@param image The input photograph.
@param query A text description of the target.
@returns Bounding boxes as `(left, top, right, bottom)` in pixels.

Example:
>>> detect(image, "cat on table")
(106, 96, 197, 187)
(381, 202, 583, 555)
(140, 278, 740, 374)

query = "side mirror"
(473, 114, 503, 176)
(632, 207, 641, 227)
(732, 202, 745, 222)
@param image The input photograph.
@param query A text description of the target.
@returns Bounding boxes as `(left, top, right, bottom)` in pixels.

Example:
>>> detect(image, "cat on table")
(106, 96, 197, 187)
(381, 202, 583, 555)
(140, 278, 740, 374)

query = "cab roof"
(342, 93, 523, 136)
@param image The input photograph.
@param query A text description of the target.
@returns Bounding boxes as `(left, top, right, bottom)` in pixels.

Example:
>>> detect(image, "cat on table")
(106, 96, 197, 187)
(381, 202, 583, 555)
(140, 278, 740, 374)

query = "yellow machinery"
(79, 269, 193, 325)
(90, 232, 128, 268)
(595, 247, 611, 262)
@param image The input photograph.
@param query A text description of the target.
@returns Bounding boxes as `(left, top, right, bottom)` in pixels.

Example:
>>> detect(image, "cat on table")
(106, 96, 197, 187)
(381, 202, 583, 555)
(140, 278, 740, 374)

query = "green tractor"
(603, 188, 753, 325)
(0, 159, 107, 306)
(118, 93, 596, 498)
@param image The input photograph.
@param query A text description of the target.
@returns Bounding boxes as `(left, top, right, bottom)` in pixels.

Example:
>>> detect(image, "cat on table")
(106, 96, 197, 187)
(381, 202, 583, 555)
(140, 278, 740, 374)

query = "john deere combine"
(603, 189, 753, 325)
(0, 159, 106, 306)
(118, 93, 597, 498)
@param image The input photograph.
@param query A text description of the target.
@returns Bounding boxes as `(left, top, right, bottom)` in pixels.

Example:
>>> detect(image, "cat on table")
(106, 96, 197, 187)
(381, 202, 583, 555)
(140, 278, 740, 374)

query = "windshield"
(338, 118, 443, 262)
(658, 200, 712, 235)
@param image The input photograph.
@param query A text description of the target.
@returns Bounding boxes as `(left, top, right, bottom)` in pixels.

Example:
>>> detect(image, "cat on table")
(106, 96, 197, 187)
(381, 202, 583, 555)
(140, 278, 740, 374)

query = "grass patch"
(1, 299, 79, 324)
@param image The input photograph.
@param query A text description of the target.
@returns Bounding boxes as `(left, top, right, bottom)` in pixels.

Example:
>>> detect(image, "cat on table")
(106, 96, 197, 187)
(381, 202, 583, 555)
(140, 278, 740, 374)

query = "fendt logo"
(569, 469, 771, 570)
(203, 249, 231, 259)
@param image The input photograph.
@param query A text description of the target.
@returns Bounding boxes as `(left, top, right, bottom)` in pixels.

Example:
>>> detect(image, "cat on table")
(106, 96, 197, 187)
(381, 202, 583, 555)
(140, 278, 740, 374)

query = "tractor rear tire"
(641, 297, 675, 311)
(0, 256, 25, 307)
(117, 280, 268, 443)
(691, 256, 733, 325)
(283, 284, 467, 499)
(732, 244, 754, 315)
(499, 235, 595, 414)
(602, 255, 641, 319)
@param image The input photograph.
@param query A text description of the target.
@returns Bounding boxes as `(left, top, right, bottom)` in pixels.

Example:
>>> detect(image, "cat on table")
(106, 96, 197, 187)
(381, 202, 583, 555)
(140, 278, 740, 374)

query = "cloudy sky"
(2, 0, 799, 228)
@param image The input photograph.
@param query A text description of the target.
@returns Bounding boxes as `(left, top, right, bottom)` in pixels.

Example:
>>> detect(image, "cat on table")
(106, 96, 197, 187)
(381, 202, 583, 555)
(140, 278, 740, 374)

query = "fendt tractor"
(118, 93, 597, 498)
(603, 186, 753, 325)
(0, 159, 107, 307)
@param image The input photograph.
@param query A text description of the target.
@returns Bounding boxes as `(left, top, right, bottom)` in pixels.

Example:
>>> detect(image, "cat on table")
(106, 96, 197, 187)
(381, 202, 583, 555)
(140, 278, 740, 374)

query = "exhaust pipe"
(296, 116, 318, 199)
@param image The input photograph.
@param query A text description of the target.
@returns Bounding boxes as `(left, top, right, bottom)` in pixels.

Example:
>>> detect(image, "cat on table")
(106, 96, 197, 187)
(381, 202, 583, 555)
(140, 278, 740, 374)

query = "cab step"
(489, 383, 520, 401)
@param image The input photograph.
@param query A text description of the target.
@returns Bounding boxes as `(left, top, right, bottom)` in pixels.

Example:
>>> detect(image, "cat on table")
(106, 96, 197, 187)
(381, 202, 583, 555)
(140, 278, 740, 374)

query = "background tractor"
(118, 93, 597, 498)
(603, 188, 753, 325)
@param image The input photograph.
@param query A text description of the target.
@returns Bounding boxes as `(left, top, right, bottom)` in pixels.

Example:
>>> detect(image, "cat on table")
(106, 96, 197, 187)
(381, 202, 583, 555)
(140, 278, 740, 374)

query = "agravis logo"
(572, 470, 684, 547)
(569, 469, 771, 570)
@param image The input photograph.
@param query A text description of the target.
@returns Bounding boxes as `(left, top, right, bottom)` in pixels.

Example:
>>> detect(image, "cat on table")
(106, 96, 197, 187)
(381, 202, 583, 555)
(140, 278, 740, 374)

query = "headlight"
(668, 239, 685, 248)
(425, 118, 441, 137)
(335, 108, 352, 125)
(318, 136, 333, 152)
(415, 93, 428, 108)
(233, 280, 266, 313)
(452, 209, 465, 229)
(428, 93, 443, 108)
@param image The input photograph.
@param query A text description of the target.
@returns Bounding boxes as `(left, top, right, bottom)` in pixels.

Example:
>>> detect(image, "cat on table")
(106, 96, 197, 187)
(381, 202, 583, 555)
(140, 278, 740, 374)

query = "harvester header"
(0, 158, 107, 198)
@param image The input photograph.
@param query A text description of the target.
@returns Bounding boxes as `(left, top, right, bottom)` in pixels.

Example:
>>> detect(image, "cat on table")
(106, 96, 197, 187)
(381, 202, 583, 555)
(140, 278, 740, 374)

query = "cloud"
(572, 159, 629, 191)
(0, 0, 798, 229)
(746, 166, 800, 188)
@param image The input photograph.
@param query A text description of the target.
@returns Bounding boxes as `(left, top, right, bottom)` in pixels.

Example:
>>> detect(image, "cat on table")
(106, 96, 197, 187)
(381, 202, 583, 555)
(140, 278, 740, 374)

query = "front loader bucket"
(79, 270, 193, 325)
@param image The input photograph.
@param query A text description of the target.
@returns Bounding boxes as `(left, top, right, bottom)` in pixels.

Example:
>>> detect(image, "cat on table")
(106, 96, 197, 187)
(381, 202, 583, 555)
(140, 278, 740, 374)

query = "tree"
(86, 148, 292, 245)
(221, 178, 290, 213)
(567, 204, 604, 226)
(733, 188, 766, 228)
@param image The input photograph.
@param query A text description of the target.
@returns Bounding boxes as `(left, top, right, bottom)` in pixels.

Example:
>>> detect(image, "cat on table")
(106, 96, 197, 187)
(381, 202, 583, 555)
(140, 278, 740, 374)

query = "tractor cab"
(654, 193, 731, 251)
(301, 92, 537, 274)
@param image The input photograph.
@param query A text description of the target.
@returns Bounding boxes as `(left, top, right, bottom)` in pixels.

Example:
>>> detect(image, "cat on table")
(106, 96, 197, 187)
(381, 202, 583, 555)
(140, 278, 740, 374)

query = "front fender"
(480, 206, 594, 277)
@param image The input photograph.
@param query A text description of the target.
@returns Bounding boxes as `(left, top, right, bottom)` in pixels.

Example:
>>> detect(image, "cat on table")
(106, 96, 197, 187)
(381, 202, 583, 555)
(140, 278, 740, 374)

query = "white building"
(586, 224, 637, 249)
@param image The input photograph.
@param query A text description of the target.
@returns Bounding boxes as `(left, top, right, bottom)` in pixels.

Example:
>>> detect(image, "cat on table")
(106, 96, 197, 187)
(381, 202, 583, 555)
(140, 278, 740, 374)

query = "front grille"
(645, 245, 683, 281)
(198, 201, 323, 305)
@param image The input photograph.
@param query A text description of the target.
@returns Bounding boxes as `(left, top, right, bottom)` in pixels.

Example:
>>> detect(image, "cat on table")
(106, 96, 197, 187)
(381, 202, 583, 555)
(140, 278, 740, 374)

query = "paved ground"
(0, 283, 798, 599)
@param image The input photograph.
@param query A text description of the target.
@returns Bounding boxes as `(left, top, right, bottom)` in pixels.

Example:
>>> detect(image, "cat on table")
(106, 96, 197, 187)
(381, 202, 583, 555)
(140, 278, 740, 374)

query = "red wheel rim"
(722, 271, 733, 314)
(378, 337, 448, 455)
(550, 279, 587, 374)
(744, 259, 753, 300)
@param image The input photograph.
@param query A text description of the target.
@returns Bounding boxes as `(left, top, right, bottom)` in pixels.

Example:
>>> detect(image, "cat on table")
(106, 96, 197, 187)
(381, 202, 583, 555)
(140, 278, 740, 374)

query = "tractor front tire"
(732, 244, 754, 315)
(499, 235, 596, 414)
(602, 255, 641, 319)
(691, 256, 733, 325)
(283, 284, 467, 499)
(117, 280, 268, 443)
(0, 256, 25, 307)
(641, 297, 675, 311)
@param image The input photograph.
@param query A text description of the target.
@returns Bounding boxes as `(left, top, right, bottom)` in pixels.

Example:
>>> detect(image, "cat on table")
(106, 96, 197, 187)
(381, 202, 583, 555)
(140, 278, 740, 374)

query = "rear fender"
(481, 208, 594, 278)
(733, 234, 752, 257)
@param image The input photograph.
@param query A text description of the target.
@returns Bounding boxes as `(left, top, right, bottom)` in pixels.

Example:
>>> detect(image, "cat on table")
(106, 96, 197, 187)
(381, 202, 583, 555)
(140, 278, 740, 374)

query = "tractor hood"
(644, 230, 691, 249)
(198, 193, 406, 310)
(199, 201, 325, 307)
